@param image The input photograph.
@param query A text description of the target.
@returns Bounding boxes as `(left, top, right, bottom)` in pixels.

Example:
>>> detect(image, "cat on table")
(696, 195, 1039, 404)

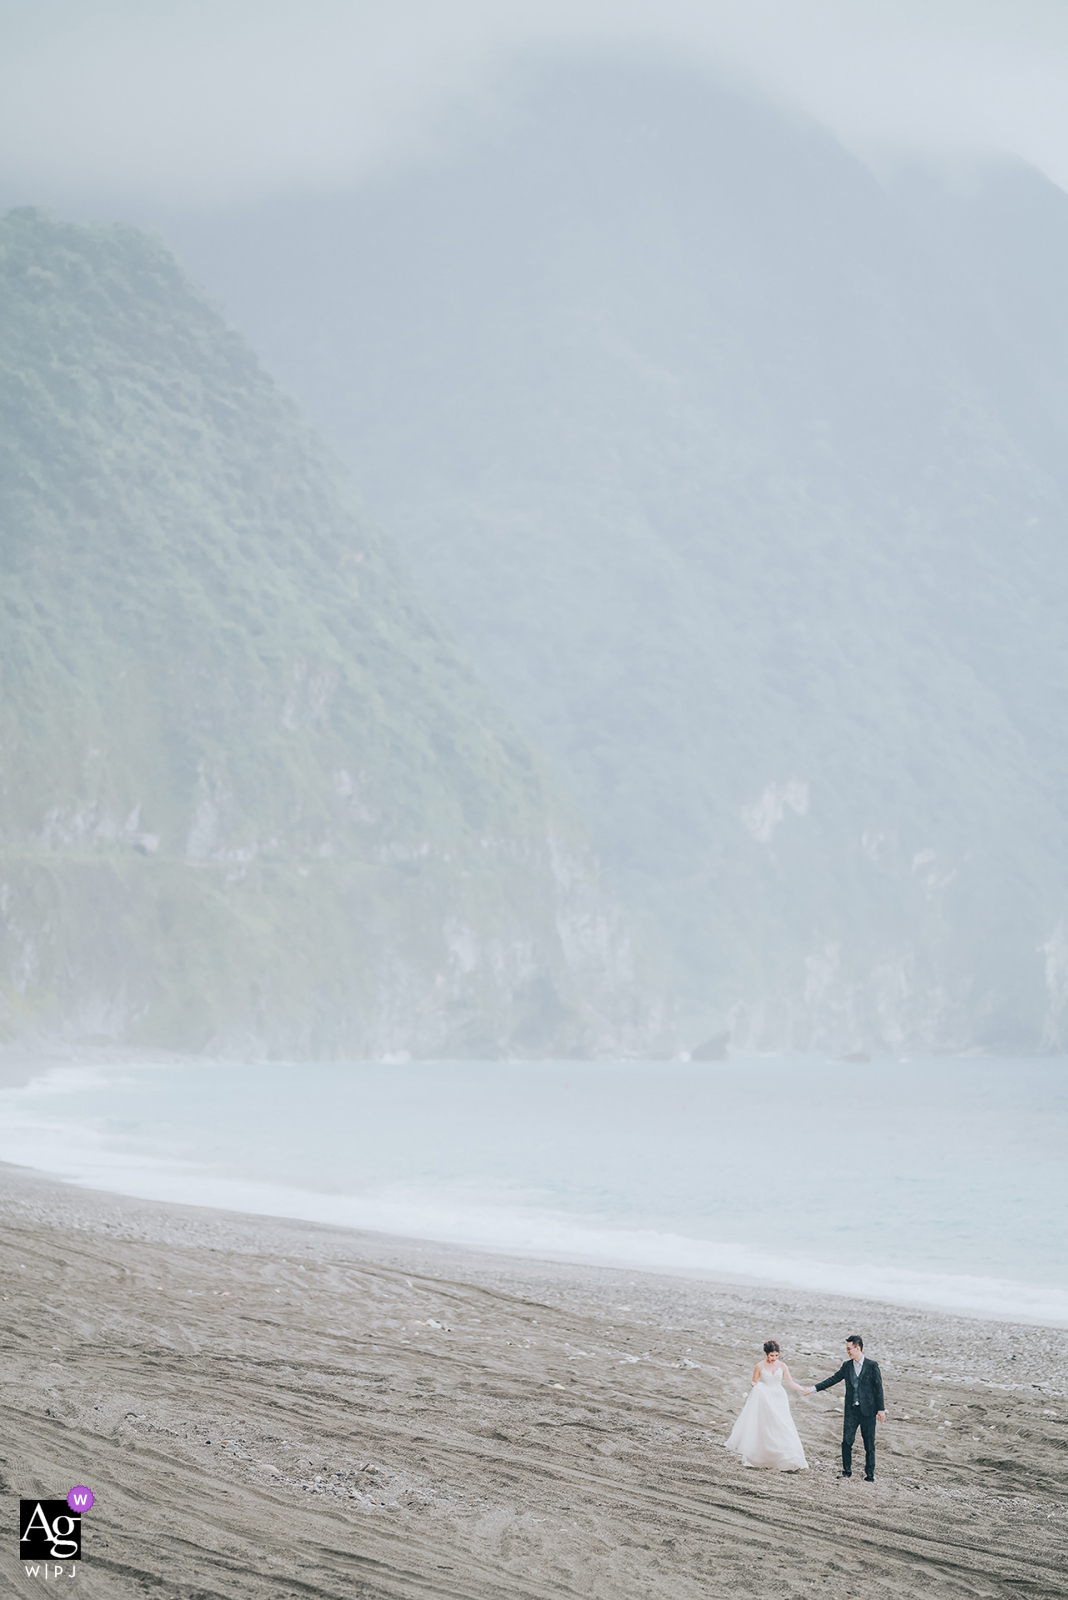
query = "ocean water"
(1, 1056, 1065, 1324)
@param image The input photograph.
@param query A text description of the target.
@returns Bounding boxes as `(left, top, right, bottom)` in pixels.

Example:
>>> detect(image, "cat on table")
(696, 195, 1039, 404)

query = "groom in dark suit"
(813, 1336, 886, 1481)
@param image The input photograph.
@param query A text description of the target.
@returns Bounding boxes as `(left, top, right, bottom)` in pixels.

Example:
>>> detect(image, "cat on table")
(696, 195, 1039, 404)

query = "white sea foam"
(1, 1056, 1066, 1325)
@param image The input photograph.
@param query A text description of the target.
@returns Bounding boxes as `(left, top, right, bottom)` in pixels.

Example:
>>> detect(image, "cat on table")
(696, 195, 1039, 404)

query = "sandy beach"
(2, 1160, 1066, 1599)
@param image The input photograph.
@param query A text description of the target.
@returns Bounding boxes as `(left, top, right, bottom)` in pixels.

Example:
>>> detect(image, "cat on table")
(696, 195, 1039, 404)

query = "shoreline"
(0, 1041, 201, 1088)
(2, 1160, 1066, 1597)
(3, 1048, 1065, 1330)
(1, 1151, 1063, 1331)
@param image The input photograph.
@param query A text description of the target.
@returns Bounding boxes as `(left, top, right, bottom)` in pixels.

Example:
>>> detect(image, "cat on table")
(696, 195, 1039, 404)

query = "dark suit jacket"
(815, 1358, 884, 1416)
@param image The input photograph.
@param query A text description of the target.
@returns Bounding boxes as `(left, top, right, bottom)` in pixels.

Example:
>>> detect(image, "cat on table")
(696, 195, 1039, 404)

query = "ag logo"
(19, 1500, 82, 1561)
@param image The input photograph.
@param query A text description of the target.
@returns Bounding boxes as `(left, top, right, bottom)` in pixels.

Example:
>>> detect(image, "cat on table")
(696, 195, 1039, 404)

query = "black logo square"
(19, 1500, 81, 1560)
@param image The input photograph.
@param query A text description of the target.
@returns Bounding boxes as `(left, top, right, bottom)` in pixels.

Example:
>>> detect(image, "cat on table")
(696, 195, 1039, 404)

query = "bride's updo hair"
(763, 1340, 780, 1355)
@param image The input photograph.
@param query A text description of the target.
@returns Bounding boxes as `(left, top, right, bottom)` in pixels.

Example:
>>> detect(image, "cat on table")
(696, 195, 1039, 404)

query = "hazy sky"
(3, 1, 1068, 207)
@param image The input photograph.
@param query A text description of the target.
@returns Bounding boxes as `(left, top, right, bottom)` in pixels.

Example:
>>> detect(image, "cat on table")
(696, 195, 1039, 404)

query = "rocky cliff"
(0, 208, 668, 1058)
(162, 61, 1068, 1054)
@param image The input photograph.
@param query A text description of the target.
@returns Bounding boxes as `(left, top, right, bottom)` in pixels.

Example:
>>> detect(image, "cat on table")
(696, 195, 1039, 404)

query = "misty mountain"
(0, 207, 666, 1058)
(158, 59, 1068, 1054)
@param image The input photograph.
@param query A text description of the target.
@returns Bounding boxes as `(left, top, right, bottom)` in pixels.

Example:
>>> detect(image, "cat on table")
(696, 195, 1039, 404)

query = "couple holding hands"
(726, 1336, 886, 1480)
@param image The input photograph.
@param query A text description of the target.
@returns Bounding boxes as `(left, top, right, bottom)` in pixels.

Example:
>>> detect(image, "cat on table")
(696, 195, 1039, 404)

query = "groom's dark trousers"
(814, 1360, 885, 1479)
(841, 1406, 877, 1480)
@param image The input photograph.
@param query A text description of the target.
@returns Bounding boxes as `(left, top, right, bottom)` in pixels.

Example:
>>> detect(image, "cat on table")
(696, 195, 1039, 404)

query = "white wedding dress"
(725, 1363, 808, 1471)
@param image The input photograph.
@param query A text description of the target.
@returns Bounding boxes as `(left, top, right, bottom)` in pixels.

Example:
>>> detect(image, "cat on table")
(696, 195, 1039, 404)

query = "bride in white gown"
(725, 1340, 811, 1471)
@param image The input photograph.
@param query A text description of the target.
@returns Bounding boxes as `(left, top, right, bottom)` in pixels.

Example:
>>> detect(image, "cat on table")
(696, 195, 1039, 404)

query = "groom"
(813, 1336, 886, 1481)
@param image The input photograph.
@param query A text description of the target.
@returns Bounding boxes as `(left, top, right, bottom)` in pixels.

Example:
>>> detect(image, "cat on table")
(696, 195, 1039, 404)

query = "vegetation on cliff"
(0, 208, 663, 1057)
(168, 61, 1068, 1052)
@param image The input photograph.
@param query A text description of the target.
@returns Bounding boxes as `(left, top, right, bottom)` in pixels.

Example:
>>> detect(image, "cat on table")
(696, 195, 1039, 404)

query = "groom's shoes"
(836, 1472, 852, 1479)
(864, 1476, 875, 1483)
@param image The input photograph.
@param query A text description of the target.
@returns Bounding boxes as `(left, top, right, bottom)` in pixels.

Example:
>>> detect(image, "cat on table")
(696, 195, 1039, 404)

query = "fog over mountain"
(153, 59, 1068, 1053)
(0, 207, 664, 1058)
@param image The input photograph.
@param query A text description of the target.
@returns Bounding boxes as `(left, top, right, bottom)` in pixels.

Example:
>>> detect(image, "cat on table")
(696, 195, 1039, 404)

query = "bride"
(725, 1340, 811, 1471)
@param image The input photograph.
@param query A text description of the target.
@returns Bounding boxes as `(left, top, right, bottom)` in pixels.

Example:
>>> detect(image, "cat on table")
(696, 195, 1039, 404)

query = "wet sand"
(1, 1160, 1066, 1598)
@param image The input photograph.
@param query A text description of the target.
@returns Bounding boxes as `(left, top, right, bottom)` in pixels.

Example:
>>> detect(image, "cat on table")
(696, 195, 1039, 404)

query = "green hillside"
(0, 207, 666, 1058)
(160, 61, 1068, 1054)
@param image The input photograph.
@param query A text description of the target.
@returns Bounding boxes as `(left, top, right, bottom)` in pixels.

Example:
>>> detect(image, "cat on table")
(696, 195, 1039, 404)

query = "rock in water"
(690, 1034, 730, 1062)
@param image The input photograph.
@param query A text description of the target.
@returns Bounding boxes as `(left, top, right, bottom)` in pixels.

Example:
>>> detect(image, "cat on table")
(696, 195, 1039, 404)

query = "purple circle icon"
(67, 1486, 94, 1513)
